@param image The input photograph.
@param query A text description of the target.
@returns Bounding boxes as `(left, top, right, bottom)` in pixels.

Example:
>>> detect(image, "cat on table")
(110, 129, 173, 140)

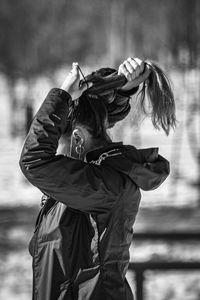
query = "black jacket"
(19, 88, 170, 300)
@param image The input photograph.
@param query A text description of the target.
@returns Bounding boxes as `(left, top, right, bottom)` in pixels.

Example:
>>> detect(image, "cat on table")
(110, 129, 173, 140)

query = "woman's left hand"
(118, 57, 151, 91)
(60, 62, 92, 100)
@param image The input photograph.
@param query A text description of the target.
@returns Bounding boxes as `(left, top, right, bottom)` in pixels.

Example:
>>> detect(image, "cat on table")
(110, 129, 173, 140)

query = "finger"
(127, 58, 141, 78)
(124, 60, 134, 74)
(118, 63, 132, 81)
(124, 61, 137, 80)
(71, 62, 79, 74)
(72, 62, 78, 68)
(80, 81, 93, 92)
(131, 58, 145, 74)
(128, 57, 145, 78)
(70, 62, 80, 82)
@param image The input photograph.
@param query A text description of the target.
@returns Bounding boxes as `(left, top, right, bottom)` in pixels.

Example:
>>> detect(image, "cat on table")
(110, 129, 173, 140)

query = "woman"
(20, 58, 170, 300)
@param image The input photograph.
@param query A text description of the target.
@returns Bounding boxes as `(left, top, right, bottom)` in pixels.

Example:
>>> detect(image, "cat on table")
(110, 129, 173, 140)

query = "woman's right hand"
(118, 57, 151, 91)
(60, 63, 92, 101)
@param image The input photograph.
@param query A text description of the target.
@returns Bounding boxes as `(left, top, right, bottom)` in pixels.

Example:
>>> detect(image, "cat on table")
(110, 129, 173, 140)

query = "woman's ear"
(70, 128, 86, 160)
(72, 128, 84, 146)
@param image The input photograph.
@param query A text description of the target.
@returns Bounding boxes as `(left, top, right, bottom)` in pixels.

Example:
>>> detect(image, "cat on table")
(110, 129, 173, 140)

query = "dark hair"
(65, 68, 118, 139)
(66, 62, 176, 137)
(71, 94, 108, 139)
(138, 61, 176, 135)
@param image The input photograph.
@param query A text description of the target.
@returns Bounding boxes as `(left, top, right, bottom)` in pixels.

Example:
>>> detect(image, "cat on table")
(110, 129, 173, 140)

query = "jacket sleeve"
(19, 88, 118, 213)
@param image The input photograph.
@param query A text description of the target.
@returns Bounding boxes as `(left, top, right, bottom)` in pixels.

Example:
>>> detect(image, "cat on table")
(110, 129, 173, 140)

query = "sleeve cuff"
(49, 88, 72, 102)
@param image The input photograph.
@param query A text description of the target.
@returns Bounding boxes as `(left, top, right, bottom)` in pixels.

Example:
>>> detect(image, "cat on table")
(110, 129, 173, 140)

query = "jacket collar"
(86, 142, 123, 164)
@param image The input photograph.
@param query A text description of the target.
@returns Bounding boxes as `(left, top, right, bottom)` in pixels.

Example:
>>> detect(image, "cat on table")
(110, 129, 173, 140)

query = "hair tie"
(78, 65, 89, 90)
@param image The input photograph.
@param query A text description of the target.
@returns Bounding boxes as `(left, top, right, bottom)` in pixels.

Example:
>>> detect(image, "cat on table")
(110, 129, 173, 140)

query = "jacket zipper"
(90, 148, 122, 166)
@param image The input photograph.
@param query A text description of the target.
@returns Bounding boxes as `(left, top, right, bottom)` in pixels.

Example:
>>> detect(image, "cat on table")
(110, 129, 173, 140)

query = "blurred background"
(0, 0, 200, 299)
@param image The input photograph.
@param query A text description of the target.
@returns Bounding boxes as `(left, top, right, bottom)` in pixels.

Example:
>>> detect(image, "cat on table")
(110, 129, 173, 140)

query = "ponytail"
(66, 62, 176, 137)
(138, 61, 176, 135)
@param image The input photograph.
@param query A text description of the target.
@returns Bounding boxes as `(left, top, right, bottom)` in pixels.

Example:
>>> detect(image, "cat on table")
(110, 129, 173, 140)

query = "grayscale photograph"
(0, 1, 199, 299)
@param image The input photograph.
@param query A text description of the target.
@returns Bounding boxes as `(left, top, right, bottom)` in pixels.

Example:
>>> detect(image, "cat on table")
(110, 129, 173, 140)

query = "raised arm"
(19, 65, 118, 213)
